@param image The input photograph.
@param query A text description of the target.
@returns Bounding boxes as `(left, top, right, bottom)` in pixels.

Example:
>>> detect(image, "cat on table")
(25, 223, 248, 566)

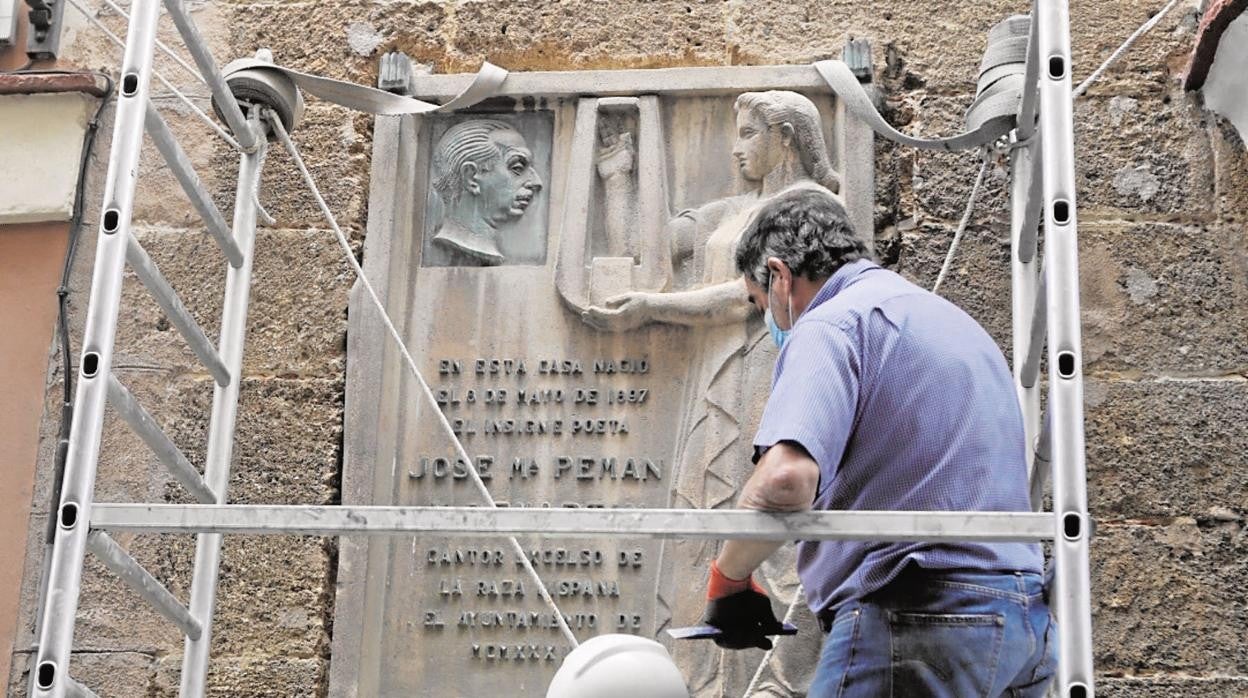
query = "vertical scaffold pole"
(179, 110, 265, 698)
(1036, 1, 1095, 695)
(1010, 138, 1043, 507)
(30, 2, 162, 696)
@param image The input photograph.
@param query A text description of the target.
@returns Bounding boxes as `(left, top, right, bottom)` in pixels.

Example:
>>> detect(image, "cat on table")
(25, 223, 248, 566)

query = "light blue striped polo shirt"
(753, 259, 1043, 614)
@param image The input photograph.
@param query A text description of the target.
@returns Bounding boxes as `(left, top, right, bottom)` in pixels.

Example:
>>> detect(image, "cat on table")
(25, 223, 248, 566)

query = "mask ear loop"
(786, 275, 795, 329)
(767, 269, 776, 322)
(769, 267, 797, 330)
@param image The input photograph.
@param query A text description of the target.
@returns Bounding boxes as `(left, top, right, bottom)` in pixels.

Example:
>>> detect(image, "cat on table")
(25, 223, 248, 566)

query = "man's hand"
(701, 561, 785, 650)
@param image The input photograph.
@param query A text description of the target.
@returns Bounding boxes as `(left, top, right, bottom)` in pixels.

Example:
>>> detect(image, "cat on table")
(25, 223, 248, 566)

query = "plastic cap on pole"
(546, 634, 690, 698)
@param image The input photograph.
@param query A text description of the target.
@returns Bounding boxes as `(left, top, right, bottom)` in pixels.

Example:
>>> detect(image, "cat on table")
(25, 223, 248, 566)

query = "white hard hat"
(546, 634, 690, 698)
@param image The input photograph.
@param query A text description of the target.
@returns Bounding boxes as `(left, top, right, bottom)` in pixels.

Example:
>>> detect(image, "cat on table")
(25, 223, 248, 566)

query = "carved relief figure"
(581, 91, 840, 697)
(430, 119, 544, 265)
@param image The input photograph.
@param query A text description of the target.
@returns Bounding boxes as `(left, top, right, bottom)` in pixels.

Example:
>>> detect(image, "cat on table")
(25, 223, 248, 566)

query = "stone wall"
(8, 0, 1246, 695)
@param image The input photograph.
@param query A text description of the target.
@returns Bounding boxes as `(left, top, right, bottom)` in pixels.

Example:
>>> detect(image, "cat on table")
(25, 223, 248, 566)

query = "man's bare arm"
(715, 441, 821, 581)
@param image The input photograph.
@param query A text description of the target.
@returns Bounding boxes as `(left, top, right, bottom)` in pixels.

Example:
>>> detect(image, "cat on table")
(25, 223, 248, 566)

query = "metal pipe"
(161, 0, 259, 151)
(62, 0, 242, 150)
(125, 235, 231, 386)
(1009, 134, 1044, 510)
(89, 504, 1057, 542)
(1018, 130, 1044, 263)
(1020, 263, 1047, 388)
(86, 531, 203, 639)
(180, 110, 265, 698)
(31, 3, 161, 697)
(98, 0, 205, 86)
(144, 101, 243, 267)
(1036, 0, 1096, 693)
(1031, 411, 1053, 510)
(105, 375, 216, 504)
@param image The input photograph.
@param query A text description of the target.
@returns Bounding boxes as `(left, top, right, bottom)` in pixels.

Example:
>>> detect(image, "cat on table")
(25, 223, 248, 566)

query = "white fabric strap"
(813, 14, 1031, 152)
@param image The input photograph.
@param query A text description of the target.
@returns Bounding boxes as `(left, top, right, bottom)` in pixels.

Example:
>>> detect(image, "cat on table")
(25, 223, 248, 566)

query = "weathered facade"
(5, 0, 1246, 696)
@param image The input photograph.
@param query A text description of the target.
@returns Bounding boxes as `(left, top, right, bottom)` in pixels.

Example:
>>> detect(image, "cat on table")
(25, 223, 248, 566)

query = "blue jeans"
(808, 568, 1057, 697)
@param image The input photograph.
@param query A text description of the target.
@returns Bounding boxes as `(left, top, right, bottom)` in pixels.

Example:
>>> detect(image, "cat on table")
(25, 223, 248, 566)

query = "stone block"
(225, 1, 449, 84)
(1068, 0, 1200, 99)
(1099, 676, 1248, 697)
(7, 649, 158, 698)
(1079, 222, 1248, 375)
(1074, 95, 1215, 218)
(209, 535, 332, 660)
(450, 0, 728, 71)
(1085, 378, 1248, 518)
(726, 0, 1022, 94)
(253, 103, 372, 232)
(154, 655, 326, 697)
(905, 94, 1012, 227)
(112, 227, 351, 377)
(1093, 521, 1248, 674)
(227, 377, 343, 506)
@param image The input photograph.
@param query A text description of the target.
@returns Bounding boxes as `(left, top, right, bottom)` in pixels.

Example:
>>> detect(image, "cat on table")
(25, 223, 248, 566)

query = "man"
(430, 119, 543, 265)
(700, 186, 1056, 696)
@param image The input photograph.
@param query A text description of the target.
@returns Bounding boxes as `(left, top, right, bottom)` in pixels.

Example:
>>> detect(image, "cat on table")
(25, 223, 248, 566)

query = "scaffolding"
(29, 0, 1094, 696)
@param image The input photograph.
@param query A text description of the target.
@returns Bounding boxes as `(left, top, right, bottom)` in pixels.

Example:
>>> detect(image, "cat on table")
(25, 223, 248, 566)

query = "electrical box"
(0, 0, 19, 47)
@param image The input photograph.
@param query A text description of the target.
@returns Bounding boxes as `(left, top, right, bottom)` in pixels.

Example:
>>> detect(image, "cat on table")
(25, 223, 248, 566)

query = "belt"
(815, 566, 1048, 633)
(817, 607, 841, 634)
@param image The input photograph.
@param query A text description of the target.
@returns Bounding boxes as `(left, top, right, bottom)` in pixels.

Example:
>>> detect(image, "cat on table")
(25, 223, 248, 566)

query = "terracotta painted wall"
(0, 222, 69, 695)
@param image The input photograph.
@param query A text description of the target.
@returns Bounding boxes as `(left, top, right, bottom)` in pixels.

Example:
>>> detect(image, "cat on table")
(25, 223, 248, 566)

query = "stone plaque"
(333, 65, 874, 697)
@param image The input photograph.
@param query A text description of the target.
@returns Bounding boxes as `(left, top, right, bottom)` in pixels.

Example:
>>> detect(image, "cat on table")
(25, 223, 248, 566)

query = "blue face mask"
(765, 308, 790, 349)
(765, 270, 795, 349)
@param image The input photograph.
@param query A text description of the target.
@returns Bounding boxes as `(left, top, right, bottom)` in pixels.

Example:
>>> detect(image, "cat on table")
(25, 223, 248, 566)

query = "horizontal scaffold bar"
(411, 64, 840, 101)
(89, 505, 1055, 542)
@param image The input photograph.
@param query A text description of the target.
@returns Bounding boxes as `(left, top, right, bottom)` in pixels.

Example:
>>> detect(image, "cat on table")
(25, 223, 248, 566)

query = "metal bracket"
(843, 36, 874, 83)
(25, 0, 65, 60)
(377, 50, 412, 95)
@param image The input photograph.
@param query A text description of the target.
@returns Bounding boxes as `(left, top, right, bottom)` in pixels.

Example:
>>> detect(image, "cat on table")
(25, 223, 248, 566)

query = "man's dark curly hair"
(734, 186, 870, 289)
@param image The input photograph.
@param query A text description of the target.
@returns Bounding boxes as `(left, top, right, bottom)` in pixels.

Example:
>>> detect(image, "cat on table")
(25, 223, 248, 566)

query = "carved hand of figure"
(596, 127, 636, 182)
(580, 291, 658, 332)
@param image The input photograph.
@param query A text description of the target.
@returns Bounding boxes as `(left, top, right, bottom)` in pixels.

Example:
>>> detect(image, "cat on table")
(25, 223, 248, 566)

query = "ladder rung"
(161, 0, 259, 150)
(106, 374, 217, 504)
(1020, 265, 1047, 388)
(65, 676, 100, 698)
(144, 101, 244, 268)
(87, 531, 202, 640)
(124, 235, 231, 386)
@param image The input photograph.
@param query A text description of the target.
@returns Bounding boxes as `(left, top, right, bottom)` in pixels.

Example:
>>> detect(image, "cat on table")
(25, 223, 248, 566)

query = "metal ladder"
(28, 0, 1095, 696)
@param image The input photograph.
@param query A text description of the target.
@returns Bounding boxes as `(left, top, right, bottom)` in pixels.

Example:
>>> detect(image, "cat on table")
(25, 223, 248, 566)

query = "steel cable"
(267, 112, 580, 648)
